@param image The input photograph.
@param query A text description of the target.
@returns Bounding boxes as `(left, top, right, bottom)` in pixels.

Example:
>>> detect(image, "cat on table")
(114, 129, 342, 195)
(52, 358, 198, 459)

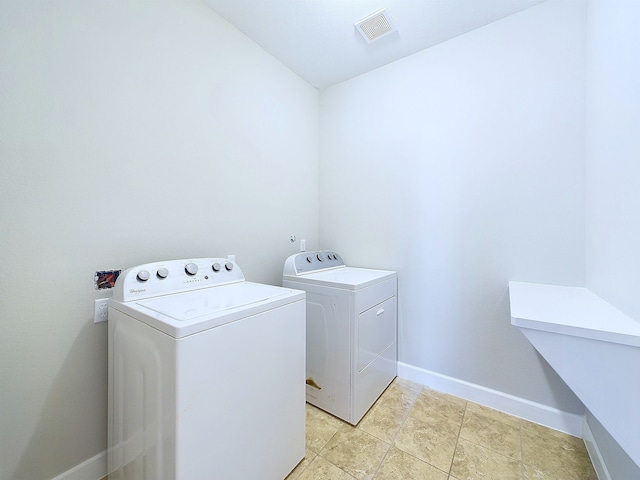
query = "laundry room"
(1, 1, 638, 479)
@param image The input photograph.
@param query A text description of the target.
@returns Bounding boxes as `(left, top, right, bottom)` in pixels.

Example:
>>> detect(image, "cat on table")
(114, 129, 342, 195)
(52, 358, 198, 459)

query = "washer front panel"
(108, 290, 306, 479)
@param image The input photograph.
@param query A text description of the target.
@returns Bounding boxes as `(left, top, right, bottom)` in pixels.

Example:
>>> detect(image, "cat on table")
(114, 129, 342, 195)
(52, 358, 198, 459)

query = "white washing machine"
(108, 257, 305, 480)
(283, 251, 397, 425)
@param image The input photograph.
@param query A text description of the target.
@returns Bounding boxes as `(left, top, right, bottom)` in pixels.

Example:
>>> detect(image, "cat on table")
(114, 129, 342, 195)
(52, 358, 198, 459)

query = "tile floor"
(286, 378, 598, 480)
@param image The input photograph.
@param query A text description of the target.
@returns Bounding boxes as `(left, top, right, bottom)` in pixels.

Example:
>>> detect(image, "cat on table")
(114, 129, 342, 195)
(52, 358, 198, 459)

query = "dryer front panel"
(353, 294, 398, 424)
(358, 296, 397, 372)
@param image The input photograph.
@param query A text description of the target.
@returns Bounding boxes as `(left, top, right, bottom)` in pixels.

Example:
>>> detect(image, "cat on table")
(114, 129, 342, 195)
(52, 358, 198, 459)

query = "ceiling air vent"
(355, 9, 396, 44)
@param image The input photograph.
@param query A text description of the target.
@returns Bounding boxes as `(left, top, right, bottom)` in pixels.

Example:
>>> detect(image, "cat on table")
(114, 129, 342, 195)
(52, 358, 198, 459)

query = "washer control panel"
(112, 257, 244, 302)
(284, 251, 344, 276)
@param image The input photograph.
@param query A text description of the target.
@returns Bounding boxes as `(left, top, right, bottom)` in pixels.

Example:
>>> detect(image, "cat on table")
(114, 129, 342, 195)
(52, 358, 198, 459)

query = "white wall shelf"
(509, 281, 640, 347)
(509, 281, 640, 469)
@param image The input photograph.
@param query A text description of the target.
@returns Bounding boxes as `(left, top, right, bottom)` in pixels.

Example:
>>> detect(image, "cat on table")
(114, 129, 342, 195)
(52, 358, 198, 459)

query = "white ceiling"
(201, 0, 546, 89)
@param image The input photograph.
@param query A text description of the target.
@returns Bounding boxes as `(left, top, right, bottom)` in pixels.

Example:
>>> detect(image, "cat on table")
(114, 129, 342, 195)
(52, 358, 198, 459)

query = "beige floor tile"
(466, 402, 520, 428)
(522, 462, 568, 480)
(522, 454, 598, 480)
(520, 418, 584, 449)
(296, 455, 357, 480)
(296, 382, 597, 480)
(423, 387, 467, 408)
(390, 377, 424, 396)
(358, 400, 407, 444)
(305, 403, 345, 454)
(459, 402, 522, 458)
(394, 415, 458, 472)
(374, 446, 448, 480)
(521, 428, 597, 480)
(285, 448, 317, 480)
(353, 377, 420, 443)
(374, 379, 422, 413)
(450, 438, 522, 480)
(320, 425, 391, 480)
(521, 425, 587, 457)
(406, 388, 466, 436)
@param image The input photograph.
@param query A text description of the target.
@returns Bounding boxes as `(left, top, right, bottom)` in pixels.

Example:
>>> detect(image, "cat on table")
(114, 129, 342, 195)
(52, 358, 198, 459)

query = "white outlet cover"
(94, 298, 109, 323)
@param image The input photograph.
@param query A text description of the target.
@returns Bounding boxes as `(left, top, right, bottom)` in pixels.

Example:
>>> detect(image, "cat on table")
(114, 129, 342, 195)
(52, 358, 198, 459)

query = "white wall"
(586, 0, 640, 320)
(0, 1, 319, 478)
(585, 0, 640, 474)
(320, 0, 586, 413)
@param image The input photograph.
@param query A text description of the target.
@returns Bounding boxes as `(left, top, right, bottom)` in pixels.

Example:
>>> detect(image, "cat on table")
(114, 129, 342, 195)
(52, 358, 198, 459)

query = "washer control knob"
(212, 262, 221, 272)
(156, 268, 169, 279)
(316, 253, 324, 261)
(225, 262, 234, 271)
(137, 270, 150, 282)
(185, 263, 198, 276)
(306, 255, 312, 263)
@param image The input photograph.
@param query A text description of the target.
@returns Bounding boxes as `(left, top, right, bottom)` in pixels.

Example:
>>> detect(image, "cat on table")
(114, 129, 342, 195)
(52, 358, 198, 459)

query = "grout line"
(448, 399, 468, 477)
(519, 417, 525, 479)
(370, 383, 461, 479)
(365, 381, 422, 479)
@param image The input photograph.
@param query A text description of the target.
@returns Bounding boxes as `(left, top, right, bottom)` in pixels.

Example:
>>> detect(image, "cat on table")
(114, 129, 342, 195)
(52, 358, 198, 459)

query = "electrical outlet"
(94, 298, 109, 323)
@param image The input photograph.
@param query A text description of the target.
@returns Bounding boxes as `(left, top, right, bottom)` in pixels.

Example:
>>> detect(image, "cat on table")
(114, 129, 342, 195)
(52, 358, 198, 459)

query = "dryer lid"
(287, 266, 396, 290)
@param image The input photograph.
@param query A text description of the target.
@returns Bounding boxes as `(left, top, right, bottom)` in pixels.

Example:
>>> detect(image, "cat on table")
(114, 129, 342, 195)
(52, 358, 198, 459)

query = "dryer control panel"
(112, 258, 244, 302)
(283, 251, 344, 276)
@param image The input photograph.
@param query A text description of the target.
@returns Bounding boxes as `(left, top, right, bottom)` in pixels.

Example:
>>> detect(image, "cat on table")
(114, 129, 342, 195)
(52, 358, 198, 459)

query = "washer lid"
(110, 281, 304, 338)
(138, 281, 290, 321)
(286, 266, 396, 290)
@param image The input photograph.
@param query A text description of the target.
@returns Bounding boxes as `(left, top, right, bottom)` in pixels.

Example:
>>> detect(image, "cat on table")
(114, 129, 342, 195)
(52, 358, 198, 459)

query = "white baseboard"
(582, 416, 611, 480)
(49, 450, 106, 480)
(397, 361, 584, 437)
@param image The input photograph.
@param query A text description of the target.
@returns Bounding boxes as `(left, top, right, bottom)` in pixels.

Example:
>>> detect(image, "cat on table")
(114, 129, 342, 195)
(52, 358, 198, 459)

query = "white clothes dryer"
(108, 257, 305, 480)
(283, 251, 397, 425)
